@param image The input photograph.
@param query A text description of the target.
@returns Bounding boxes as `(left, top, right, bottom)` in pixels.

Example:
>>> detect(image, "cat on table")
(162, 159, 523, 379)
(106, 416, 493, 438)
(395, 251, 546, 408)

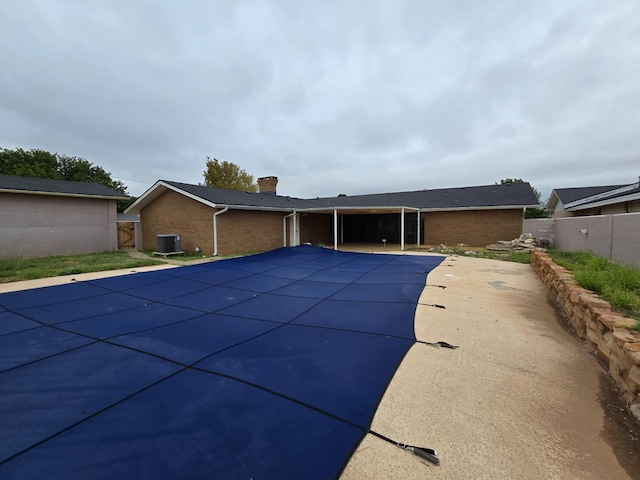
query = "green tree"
(1, 147, 131, 211)
(202, 157, 257, 192)
(57, 155, 127, 194)
(0, 148, 59, 179)
(498, 178, 548, 219)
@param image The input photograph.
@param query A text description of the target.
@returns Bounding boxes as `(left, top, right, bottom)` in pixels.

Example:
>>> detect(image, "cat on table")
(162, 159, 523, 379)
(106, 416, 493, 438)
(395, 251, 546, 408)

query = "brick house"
(126, 177, 538, 256)
(0, 174, 127, 258)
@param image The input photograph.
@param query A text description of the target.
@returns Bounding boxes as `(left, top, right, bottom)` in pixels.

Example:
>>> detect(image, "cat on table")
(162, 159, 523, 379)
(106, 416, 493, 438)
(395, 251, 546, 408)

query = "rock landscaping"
(486, 233, 547, 252)
(531, 250, 640, 420)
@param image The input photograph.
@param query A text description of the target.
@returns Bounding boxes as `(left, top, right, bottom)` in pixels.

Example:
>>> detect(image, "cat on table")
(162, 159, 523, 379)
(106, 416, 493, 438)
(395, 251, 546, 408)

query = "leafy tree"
(57, 155, 127, 194)
(498, 178, 548, 219)
(0, 148, 59, 179)
(202, 157, 257, 192)
(1, 147, 132, 211)
(0, 147, 127, 193)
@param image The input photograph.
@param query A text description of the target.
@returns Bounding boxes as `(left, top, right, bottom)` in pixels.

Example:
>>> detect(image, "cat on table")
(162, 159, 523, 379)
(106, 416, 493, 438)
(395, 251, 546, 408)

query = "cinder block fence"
(530, 251, 640, 412)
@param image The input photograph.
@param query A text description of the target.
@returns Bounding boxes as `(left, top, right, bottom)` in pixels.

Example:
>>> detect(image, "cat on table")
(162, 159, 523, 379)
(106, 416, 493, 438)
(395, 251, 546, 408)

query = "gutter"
(212, 207, 229, 256)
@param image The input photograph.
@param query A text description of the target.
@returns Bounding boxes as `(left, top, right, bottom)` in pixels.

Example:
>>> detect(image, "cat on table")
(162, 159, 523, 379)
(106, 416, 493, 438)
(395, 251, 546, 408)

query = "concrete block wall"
(0, 193, 119, 258)
(531, 251, 640, 409)
(524, 213, 640, 268)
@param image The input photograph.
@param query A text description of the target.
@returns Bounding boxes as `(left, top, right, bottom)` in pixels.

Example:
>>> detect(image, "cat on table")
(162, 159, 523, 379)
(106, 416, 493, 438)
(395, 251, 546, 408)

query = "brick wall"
(299, 213, 333, 245)
(531, 251, 640, 413)
(217, 209, 285, 254)
(423, 209, 523, 246)
(140, 190, 287, 255)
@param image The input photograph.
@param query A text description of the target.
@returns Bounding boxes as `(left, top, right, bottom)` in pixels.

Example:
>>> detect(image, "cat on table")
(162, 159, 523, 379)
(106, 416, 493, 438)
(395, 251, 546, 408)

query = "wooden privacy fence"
(117, 222, 136, 249)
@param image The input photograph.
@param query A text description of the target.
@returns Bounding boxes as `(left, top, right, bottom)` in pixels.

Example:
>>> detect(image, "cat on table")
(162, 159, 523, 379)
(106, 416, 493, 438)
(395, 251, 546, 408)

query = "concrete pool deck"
(341, 252, 640, 480)
(1, 249, 638, 478)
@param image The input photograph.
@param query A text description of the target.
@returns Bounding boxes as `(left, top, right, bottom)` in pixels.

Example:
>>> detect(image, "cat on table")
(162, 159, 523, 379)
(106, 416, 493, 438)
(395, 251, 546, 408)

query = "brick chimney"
(257, 176, 278, 195)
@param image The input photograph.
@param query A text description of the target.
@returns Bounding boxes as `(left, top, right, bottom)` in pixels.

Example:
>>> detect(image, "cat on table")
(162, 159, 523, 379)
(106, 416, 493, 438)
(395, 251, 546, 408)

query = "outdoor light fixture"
(580, 229, 588, 234)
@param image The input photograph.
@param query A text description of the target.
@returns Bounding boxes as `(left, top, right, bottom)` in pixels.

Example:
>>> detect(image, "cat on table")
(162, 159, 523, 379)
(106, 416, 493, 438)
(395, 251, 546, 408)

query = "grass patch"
(549, 250, 640, 323)
(0, 251, 164, 284)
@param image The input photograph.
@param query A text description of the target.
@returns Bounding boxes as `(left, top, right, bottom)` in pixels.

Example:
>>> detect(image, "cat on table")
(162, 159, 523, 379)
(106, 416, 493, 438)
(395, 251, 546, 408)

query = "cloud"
(0, 0, 638, 201)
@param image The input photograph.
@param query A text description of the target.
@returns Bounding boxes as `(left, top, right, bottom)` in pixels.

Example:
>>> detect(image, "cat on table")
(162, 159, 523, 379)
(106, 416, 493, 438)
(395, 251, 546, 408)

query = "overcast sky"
(1, 1, 638, 202)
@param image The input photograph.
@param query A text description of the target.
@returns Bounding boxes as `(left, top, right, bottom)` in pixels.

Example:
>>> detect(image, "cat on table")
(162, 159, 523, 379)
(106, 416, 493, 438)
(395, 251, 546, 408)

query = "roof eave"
(0, 188, 127, 201)
(125, 181, 219, 214)
(566, 191, 640, 211)
(564, 183, 638, 209)
(420, 204, 537, 212)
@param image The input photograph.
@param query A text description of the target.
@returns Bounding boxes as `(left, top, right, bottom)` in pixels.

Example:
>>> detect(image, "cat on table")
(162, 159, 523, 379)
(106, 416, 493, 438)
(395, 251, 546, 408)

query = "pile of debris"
(486, 233, 548, 252)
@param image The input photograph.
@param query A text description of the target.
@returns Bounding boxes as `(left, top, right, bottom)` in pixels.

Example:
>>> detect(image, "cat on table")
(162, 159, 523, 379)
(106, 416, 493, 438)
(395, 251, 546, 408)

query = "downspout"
(212, 207, 229, 256)
(284, 211, 296, 247)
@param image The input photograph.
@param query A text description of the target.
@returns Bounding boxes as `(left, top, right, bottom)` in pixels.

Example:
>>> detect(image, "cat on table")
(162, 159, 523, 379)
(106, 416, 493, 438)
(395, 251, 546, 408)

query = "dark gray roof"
(0, 174, 127, 199)
(317, 182, 539, 209)
(553, 185, 625, 204)
(162, 180, 538, 210)
(592, 185, 640, 203)
(162, 181, 328, 209)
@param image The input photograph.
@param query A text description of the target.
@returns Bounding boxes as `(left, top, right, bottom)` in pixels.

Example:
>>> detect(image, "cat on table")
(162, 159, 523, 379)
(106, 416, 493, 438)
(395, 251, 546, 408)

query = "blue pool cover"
(0, 245, 443, 479)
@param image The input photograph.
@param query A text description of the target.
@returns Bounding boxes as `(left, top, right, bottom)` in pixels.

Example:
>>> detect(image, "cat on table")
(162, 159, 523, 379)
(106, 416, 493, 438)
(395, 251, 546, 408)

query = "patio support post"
(417, 211, 421, 247)
(401, 208, 405, 251)
(283, 211, 296, 247)
(333, 209, 338, 250)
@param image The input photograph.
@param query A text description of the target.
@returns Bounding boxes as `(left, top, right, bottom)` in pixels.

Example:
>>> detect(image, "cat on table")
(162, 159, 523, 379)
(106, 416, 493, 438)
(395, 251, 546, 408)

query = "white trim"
(566, 190, 640, 211)
(564, 183, 638, 209)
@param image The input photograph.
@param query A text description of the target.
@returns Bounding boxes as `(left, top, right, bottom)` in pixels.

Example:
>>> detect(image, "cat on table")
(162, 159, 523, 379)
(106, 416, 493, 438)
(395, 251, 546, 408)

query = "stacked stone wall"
(530, 251, 640, 413)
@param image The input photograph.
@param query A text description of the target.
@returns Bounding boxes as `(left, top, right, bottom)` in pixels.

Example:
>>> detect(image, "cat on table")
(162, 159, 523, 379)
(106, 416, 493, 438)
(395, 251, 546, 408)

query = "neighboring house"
(547, 178, 640, 218)
(126, 177, 538, 255)
(0, 174, 127, 258)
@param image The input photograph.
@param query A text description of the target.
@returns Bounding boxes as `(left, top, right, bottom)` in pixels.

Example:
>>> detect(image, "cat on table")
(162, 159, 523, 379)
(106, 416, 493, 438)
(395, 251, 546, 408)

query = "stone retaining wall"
(530, 251, 640, 413)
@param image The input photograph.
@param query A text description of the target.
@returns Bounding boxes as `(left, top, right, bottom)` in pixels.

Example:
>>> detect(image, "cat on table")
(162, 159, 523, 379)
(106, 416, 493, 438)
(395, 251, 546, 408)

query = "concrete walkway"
(341, 254, 639, 480)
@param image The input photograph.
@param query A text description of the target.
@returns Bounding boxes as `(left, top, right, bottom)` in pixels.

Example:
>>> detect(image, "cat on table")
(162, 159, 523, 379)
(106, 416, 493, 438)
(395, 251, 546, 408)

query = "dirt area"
(341, 253, 640, 480)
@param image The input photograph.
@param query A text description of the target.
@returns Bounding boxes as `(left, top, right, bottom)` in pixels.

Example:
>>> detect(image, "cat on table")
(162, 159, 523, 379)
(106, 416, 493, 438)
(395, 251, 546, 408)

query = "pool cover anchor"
(369, 430, 440, 466)
(419, 303, 446, 309)
(420, 340, 459, 349)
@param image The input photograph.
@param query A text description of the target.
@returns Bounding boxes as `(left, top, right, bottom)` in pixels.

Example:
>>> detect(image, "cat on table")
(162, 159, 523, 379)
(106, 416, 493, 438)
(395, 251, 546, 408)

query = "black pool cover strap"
(0, 245, 448, 479)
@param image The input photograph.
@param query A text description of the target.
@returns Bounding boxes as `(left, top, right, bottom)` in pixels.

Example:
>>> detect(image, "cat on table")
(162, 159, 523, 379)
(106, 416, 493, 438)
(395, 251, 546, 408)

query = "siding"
(0, 193, 118, 258)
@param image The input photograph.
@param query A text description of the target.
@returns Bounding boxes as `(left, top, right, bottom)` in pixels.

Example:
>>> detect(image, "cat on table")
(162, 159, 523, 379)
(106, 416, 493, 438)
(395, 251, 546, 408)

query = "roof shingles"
(0, 174, 127, 199)
(161, 180, 539, 210)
